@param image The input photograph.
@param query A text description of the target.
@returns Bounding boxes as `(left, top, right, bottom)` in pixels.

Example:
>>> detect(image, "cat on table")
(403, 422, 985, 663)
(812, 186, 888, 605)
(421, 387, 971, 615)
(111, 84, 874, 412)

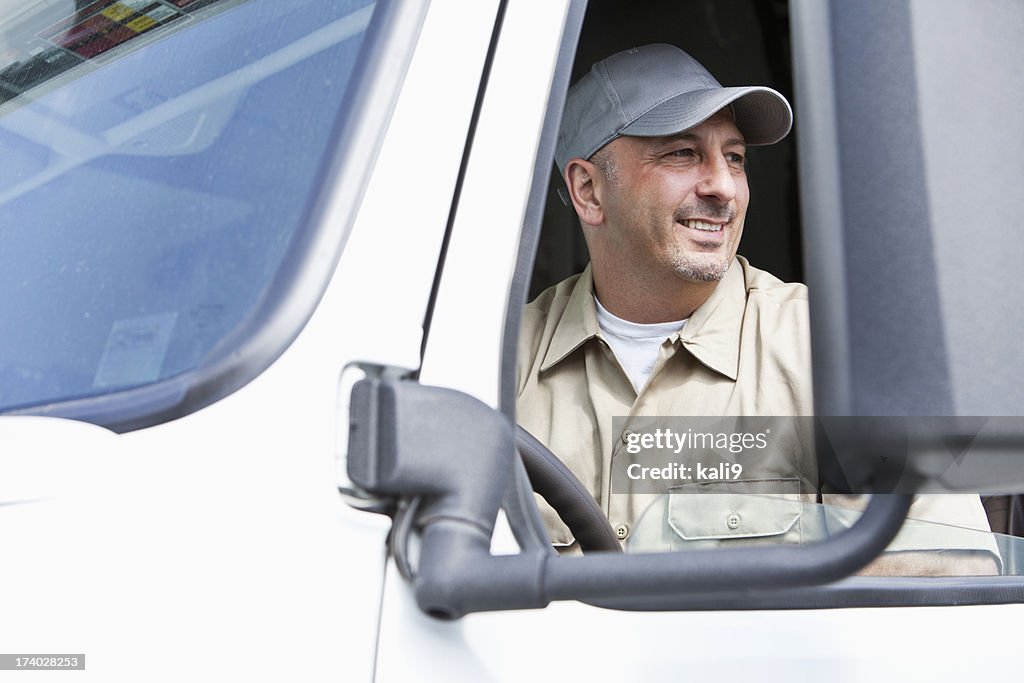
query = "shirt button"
(620, 429, 634, 444)
(614, 523, 630, 540)
(726, 513, 741, 530)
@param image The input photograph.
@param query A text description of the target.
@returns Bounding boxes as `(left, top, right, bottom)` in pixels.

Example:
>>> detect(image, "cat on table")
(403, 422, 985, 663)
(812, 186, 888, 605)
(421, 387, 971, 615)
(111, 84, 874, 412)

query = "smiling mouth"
(677, 218, 725, 233)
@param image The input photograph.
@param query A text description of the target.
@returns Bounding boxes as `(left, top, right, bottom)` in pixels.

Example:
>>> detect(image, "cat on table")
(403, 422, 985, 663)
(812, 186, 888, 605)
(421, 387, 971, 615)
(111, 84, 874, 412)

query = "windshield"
(0, 0, 376, 413)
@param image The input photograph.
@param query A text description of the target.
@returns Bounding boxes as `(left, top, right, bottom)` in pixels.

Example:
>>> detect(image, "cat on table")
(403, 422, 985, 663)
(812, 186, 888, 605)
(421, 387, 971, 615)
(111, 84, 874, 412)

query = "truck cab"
(2, 0, 1023, 679)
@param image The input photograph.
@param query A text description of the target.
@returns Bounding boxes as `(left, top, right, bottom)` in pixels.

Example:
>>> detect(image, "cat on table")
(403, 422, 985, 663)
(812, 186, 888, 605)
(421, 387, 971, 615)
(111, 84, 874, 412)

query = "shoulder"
(736, 256, 810, 334)
(523, 272, 582, 321)
(733, 257, 813, 412)
(520, 273, 582, 347)
(736, 255, 810, 356)
(737, 255, 808, 306)
(517, 272, 586, 392)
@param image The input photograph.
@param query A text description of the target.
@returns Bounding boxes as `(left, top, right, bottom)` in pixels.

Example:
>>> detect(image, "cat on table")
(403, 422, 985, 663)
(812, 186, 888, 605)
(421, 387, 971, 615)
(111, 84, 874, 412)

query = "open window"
(530, 0, 802, 301)
(512, 0, 1024, 591)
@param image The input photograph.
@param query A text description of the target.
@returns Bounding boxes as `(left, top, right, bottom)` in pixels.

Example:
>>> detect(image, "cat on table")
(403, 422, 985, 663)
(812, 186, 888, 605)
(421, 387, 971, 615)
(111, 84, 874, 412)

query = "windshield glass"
(0, 0, 376, 412)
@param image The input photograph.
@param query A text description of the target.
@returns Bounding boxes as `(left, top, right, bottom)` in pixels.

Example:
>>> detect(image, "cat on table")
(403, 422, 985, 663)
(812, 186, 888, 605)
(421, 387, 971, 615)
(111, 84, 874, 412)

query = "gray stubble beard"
(672, 252, 731, 283)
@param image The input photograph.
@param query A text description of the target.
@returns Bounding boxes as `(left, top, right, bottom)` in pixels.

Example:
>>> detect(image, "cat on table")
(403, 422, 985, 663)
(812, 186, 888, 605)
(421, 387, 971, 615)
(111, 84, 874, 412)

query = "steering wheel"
(516, 425, 623, 553)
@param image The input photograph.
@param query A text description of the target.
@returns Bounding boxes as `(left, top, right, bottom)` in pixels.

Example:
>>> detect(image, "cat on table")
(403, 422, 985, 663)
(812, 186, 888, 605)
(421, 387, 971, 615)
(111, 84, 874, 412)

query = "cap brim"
(620, 86, 793, 145)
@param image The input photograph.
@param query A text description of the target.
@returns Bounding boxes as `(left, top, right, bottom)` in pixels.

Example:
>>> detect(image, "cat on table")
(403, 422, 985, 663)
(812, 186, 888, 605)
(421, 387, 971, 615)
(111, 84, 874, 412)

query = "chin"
(673, 255, 731, 283)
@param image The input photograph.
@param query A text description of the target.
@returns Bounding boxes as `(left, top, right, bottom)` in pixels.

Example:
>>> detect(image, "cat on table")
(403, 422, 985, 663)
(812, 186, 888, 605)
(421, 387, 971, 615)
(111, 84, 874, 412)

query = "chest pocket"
(627, 478, 826, 553)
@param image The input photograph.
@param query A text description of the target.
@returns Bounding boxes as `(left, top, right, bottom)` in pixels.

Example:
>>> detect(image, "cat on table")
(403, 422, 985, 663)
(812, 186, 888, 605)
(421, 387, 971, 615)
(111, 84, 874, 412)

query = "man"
(517, 44, 996, 573)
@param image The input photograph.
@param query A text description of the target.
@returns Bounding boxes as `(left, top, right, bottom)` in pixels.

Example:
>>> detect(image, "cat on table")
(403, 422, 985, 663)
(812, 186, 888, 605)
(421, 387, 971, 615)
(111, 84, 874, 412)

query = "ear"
(563, 159, 604, 227)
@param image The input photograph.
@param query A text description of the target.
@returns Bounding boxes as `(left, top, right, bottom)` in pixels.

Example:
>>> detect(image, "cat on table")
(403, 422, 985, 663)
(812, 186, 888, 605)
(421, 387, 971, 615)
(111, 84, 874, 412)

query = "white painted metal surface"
(376, 582, 1022, 681)
(417, 0, 567, 405)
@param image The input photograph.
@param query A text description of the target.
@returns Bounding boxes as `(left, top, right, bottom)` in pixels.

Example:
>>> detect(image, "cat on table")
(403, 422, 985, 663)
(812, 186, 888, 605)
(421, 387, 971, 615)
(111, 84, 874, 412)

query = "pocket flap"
(667, 479, 804, 541)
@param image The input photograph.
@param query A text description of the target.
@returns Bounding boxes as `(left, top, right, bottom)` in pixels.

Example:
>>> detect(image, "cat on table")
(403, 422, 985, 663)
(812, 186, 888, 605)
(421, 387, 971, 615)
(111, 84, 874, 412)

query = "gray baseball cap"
(555, 43, 793, 174)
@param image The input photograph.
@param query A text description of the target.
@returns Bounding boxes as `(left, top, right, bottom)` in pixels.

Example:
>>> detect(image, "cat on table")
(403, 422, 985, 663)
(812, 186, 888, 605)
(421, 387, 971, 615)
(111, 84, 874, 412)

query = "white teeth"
(681, 219, 723, 232)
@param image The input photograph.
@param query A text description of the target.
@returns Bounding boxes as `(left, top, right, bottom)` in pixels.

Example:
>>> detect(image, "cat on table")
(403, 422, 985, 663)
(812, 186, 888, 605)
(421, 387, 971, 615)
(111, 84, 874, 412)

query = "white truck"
(2, 0, 1023, 680)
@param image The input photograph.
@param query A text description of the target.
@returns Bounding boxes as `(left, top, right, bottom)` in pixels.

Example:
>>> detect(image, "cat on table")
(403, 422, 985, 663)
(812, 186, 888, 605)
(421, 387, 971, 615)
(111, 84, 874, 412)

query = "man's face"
(593, 109, 749, 283)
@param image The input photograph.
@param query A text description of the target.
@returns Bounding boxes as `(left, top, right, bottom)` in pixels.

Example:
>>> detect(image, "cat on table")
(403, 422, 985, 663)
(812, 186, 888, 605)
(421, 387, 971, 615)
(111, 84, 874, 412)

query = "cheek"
(735, 178, 751, 212)
(614, 182, 657, 226)
(609, 172, 685, 239)
(635, 179, 683, 217)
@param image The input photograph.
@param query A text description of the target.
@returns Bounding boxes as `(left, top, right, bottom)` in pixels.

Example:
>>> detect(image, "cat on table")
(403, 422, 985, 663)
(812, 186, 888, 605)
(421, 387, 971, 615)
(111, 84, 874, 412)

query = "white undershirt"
(594, 296, 687, 394)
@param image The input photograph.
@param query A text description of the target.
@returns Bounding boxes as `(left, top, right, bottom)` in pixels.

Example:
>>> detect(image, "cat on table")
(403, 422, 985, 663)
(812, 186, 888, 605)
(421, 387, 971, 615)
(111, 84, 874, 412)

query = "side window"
(530, 0, 800, 300)
(0, 0, 380, 427)
(514, 0, 1024, 581)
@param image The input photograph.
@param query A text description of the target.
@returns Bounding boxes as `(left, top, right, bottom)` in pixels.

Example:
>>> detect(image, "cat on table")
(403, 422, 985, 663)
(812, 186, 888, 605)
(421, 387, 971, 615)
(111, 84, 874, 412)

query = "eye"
(725, 151, 746, 167)
(667, 148, 696, 159)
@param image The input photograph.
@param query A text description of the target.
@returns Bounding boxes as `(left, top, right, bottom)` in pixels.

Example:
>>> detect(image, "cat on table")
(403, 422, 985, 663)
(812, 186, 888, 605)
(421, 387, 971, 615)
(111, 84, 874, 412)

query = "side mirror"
(347, 377, 914, 619)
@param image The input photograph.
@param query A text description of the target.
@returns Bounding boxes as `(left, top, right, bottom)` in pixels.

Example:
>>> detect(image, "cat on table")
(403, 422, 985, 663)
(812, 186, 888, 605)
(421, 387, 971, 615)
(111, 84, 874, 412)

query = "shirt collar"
(539, 258, 747, 381)
(540, 263, 601, 372)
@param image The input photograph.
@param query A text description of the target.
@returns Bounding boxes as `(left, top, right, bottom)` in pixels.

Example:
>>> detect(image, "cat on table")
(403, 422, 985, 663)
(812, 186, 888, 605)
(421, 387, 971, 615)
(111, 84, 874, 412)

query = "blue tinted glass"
(0, 0, 376, 410)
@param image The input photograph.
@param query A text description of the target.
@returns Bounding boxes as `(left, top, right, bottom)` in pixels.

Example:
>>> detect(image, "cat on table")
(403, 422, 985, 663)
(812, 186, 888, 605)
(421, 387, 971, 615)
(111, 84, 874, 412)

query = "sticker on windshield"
(38, 1, 189, 61)
(93, 312, 177, 389)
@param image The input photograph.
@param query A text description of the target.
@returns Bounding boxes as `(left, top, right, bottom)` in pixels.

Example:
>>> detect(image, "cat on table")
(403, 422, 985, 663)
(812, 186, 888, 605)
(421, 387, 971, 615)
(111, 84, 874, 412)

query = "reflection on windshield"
(0, 0, 376, 412)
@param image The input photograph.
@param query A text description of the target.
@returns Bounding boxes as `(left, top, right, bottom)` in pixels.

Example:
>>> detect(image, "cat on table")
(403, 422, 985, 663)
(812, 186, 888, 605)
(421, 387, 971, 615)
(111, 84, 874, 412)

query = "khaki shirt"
(516, 257, 998, 573)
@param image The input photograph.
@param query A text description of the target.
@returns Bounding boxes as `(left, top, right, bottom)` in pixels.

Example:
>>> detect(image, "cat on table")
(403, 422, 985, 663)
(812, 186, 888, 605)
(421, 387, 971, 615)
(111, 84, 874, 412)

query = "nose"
(695, 153, 738, 204)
